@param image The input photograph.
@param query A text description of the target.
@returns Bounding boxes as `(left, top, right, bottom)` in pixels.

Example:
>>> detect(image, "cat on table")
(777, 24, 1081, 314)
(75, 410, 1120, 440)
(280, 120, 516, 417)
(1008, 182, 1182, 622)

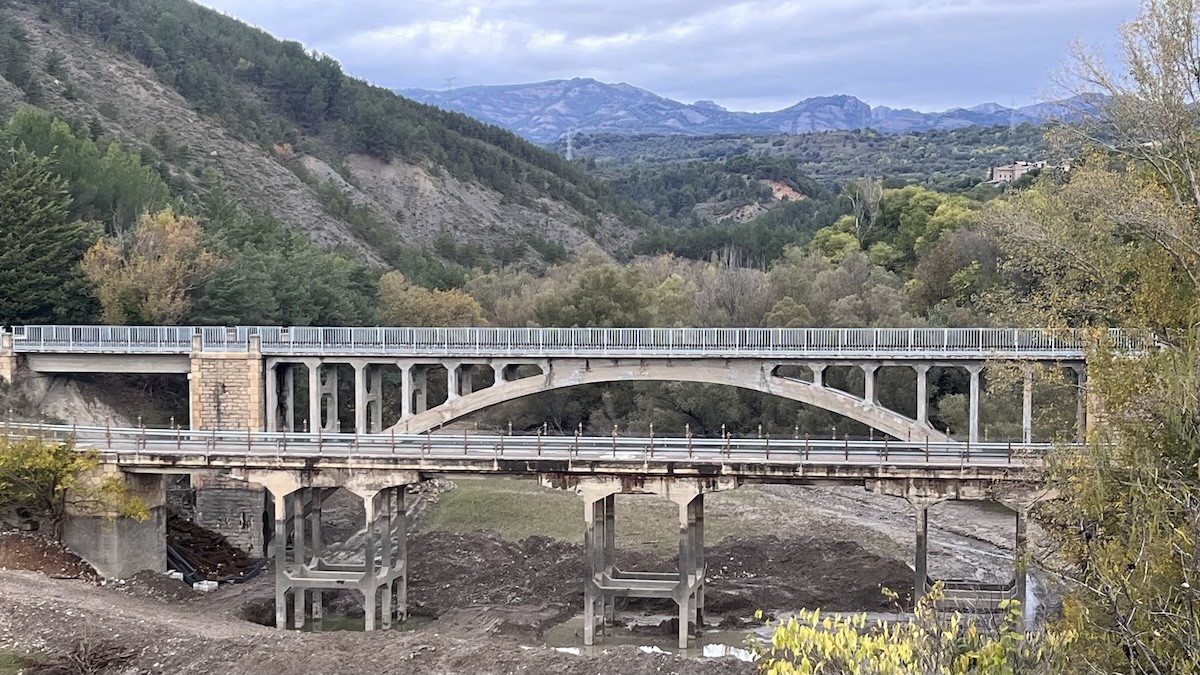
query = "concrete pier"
(61, 472, 167, 579)
(246, 469, 417, 631)
(553, 476, 735, 649)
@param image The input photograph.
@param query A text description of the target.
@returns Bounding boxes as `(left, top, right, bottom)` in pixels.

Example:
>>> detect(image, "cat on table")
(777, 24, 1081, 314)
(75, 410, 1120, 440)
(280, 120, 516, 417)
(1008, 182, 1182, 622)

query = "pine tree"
(0, 149, 99, 325)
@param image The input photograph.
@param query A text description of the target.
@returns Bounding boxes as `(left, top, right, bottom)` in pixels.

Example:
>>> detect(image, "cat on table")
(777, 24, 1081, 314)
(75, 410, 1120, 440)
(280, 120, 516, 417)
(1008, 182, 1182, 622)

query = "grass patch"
(421, 477, 748, 557)
(0, 651, 32, 675)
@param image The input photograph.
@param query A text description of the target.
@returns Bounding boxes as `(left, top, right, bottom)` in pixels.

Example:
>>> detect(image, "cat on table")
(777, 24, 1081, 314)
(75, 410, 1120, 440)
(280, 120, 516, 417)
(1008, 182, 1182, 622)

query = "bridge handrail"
(7, 325, 1140, 357)
(0, 422, 1060, 467)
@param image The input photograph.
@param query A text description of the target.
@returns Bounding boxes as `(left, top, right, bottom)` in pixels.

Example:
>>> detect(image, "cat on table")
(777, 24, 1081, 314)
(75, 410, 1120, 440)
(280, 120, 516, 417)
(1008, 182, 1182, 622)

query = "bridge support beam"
(552, 476, 736, 649)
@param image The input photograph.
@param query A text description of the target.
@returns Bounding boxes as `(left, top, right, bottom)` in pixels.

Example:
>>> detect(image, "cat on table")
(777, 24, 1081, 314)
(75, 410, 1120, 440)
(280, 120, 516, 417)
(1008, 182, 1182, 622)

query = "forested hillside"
(565, 123, 1049, 188)
(0, 0, 647, 279)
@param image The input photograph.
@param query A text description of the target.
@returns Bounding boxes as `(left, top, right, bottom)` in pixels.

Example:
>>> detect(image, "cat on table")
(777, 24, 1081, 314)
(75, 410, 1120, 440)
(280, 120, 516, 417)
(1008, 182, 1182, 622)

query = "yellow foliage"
(82, 207, 224, 325)
(0, 435, 148, 537)
(378, 271, 485, 326)
(752, 585, 1074, 675)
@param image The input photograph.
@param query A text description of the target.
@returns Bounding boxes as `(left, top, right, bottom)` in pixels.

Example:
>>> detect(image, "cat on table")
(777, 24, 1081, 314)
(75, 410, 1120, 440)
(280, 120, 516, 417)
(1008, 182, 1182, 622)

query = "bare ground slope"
(0, 5, 639, 266)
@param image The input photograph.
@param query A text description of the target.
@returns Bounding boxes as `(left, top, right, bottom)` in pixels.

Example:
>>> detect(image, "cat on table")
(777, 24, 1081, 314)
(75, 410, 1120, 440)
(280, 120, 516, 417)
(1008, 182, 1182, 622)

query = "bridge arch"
(387, 359, 948, 442)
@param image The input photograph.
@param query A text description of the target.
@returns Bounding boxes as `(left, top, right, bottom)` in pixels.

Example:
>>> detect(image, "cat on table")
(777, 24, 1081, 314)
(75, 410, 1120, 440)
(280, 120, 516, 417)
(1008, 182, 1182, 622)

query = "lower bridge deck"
(2, 423, 1053, 647)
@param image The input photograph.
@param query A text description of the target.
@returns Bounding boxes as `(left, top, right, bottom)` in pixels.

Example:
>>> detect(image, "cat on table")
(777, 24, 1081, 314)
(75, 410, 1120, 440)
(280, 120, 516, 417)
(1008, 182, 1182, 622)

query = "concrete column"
(811, 363, 826, 388)
(602, 493, 616, 628)
(676, 496, 695, 649)
(693, 493, 705, 633)
(460, 364, 474, 396)
(914, 503, 929, 601)
(399, 365, 413, 419)
(914, 364, 930, 427)
(413, 366, 428, 414)
(370, 366, 383, 433)
(265, 362, 279, 432)
(862, 364, 879, 405)
(583, 495, 600, 645)
(379, 489, 394, 630)
(1074, 366, 1087, 442)
(446, 363, 460, 401)
(291, 490, 307, 629)
(272, 490, 289, 629)
(283, 365, 295, 431)
(1022, 366, 1034, 444)
(354, 363, 367, 435)
(1015, 507, 1028, 615)
(393, 487, 409, 623)
(306, 360, 321, 433)
(361, 491, 378, 631)
(967, 364, 982, 444)
(321, 366, 339, 432)
(494, 363, 508, 384)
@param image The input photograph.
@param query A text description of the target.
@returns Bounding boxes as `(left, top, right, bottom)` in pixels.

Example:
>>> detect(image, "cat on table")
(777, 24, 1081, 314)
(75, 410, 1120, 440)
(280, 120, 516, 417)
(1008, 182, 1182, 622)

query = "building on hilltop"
(988, 160, 1048, 184)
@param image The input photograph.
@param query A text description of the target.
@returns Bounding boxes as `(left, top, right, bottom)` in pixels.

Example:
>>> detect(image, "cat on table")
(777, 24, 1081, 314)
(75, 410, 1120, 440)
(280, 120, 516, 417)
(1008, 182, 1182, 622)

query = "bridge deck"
(7, 326, 1133, 360)
(2, 423, 1048, 483)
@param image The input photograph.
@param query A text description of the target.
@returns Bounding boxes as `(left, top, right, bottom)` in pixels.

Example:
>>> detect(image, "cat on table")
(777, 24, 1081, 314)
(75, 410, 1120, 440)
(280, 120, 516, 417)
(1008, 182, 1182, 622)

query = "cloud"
(196, 0, 1136, 111)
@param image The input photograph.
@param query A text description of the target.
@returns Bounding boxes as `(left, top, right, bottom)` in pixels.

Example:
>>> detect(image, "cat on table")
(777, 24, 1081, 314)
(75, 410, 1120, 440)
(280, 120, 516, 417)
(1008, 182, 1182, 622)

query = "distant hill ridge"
(401, 78, 1095, 144)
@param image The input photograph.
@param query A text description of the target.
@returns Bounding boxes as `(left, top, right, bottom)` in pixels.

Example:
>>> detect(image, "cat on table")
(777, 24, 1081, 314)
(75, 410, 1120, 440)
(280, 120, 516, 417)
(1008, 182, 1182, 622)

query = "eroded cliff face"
(6, 373, 132, 429)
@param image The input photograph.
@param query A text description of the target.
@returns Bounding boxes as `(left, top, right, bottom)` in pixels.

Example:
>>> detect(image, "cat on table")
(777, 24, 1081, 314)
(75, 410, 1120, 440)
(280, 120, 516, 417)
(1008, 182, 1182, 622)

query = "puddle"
(299, 614, 435, 632)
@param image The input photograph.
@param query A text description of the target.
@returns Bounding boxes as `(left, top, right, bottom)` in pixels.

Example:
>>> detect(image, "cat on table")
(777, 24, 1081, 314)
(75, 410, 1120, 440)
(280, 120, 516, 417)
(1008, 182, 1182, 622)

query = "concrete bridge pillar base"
(257, 471, 413, 632)
(61, 472, 167, 579)
(554, 475, 736, 649)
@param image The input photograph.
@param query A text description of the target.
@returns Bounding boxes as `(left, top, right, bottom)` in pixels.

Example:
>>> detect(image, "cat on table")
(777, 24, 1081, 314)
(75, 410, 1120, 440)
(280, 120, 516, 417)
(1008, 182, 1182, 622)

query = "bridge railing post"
(804, 433, 810, 461)
(843, 434, 849, 461)
(765, 433, 770, 460)
(424, 429, 431, 456)
(924, 435, 930, 462)
(883, 437, 889, 462)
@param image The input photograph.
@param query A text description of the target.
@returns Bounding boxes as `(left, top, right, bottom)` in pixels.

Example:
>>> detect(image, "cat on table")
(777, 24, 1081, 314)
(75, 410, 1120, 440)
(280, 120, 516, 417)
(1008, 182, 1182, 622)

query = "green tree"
(982, 1, 1200, 670)
(0, 148, 99, 324)
(82, 208, 223, 325)
(0, 436, 148, 539)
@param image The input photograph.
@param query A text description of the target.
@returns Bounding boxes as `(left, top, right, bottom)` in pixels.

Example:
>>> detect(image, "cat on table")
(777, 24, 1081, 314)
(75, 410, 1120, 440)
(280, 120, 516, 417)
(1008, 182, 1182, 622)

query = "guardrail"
(7, 326, 1136, 359)
(0, 422, 1052, 469)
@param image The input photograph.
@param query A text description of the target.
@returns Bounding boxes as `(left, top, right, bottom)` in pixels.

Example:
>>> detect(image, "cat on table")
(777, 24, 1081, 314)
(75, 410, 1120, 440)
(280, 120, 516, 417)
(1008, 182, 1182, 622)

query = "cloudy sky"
(196, 0, 1136, 112)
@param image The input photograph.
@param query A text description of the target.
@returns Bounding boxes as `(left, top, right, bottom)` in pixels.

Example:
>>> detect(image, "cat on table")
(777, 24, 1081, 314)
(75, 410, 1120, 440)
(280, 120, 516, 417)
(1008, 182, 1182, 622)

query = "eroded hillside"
(0, 2, 643, 270)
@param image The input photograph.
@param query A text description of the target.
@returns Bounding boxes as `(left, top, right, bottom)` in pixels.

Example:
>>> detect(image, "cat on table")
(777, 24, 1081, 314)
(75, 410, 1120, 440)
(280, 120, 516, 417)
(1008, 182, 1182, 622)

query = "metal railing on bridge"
(8, 326, 1139, 359)
(0, 422, 1053, 471)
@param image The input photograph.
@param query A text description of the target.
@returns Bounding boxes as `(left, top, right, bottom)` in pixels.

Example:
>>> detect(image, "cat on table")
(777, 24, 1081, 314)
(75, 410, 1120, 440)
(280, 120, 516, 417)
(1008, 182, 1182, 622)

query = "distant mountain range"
(400, 78, 1095, 144)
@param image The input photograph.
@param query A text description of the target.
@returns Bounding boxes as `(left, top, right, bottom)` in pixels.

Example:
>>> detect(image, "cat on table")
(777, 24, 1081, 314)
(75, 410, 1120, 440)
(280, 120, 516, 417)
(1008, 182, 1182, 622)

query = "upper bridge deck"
(8, 326, 1132, 361)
